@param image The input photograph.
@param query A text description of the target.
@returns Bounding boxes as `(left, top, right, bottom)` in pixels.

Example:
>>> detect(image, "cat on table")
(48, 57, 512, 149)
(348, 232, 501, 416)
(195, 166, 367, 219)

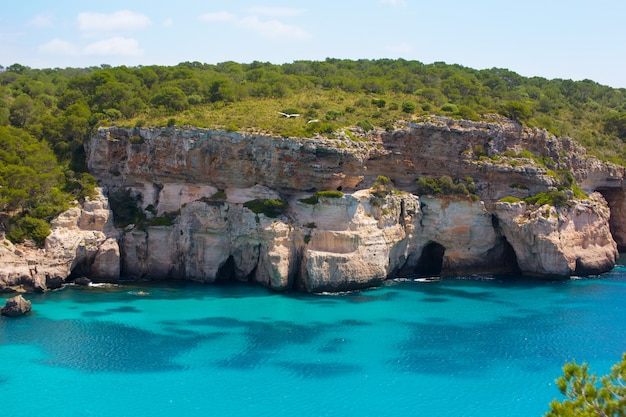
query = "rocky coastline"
(1, 117, 624, 292)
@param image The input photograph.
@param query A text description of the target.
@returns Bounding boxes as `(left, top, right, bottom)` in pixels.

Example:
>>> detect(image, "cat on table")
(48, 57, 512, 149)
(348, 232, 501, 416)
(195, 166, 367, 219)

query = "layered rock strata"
(2, 118, 624, 292)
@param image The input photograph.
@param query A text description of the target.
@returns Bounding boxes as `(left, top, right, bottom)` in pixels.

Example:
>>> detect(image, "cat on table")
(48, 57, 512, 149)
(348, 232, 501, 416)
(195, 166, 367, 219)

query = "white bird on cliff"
(278, 111, 300, 118)
(307, 119, 320, 124)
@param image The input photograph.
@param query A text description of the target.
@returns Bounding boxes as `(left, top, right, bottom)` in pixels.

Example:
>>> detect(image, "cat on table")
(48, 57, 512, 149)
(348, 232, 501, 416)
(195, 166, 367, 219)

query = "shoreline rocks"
(2, 119, 625, 292)
(1, 295, 32, 317)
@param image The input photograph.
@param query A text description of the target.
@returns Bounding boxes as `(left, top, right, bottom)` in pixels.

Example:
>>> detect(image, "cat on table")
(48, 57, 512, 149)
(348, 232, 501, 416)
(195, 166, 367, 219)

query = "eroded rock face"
(495, 192, 618, 277)
(0, 189, 120, 292)
(1, 295, 32, 317)
(4, 118, 624, 292)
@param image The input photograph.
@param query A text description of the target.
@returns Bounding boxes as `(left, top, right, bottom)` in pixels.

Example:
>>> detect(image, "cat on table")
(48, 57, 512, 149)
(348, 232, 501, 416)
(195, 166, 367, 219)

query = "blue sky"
(1, 0, 624, 88)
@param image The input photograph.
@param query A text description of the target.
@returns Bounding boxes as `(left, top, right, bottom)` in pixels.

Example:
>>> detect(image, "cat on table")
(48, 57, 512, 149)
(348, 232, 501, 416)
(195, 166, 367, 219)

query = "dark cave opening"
(490, 237, 521, 274)
(216, 255, 237, 281)
(415, 242, 445, 276)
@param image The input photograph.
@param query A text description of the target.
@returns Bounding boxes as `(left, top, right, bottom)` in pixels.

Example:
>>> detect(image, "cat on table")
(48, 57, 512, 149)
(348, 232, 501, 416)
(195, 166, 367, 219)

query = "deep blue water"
(1, 264, 625, 417)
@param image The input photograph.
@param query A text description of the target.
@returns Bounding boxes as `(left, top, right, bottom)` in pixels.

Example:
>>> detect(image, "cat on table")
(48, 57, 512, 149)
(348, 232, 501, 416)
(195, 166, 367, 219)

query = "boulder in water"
(1, 295, 32, 317)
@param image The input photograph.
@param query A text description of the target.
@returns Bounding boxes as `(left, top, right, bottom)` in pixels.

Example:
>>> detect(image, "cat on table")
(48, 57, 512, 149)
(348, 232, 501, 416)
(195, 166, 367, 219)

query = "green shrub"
(243, 198, 288, 218)
(299, 195, 319, 205)
(371, 98, 386, 108)
(401, 101, 416, 113)
(441, 103, 458, 113)
(6, 216, 51, 246)
(357, 120, 374, 132)
(499, 196, 522, 203)
(299, 190, 344, 205)
(316, 190, 344, 199)
(108, 188, 145, 228)
(372, 175, 396, 197)
(501, 100, 532, 121)
(524, 190, 572, 208)
(416, 175, 476, 198)
(210, 190, 227, 201)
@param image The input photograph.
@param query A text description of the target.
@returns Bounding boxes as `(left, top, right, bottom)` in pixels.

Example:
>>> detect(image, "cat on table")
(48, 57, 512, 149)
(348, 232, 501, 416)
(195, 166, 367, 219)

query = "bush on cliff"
(371, 175, 396, 198)
(299, 190, 344, 205)
(524, 190, 572, 208)
(416, 176, 478, 200)
(243, 199, 288, 218)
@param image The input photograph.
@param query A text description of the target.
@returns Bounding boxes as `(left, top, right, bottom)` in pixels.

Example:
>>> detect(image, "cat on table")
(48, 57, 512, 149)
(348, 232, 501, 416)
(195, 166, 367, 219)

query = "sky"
(1, 0, 625, 88)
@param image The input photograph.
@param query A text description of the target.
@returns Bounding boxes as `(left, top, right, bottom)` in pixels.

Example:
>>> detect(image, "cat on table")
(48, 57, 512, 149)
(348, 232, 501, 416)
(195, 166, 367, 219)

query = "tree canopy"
(546, 354, 626, 416)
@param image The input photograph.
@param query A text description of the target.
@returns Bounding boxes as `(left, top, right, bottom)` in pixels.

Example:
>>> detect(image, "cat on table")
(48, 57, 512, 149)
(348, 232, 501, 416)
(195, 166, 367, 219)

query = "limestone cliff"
(0, 189, 119, 292)
(3, 117, 624, 292)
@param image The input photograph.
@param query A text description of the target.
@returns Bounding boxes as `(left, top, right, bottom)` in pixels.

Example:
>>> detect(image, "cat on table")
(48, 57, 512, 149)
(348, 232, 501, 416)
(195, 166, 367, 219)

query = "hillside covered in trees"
(0, 58, 625, 244)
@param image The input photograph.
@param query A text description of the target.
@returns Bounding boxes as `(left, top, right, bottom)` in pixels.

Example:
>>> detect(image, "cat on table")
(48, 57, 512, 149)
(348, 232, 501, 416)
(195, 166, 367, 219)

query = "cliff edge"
(2, 117, 624, 292)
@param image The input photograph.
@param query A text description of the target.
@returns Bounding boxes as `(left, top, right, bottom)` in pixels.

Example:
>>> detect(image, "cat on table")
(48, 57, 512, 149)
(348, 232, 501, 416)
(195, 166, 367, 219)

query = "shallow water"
(1, 265, 625, 417)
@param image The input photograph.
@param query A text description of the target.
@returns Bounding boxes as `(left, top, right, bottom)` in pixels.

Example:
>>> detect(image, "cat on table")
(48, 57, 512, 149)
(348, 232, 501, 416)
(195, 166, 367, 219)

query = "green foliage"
(316, 190, 344, 199)
(243, 198, 288, 218)
(501, 100, 532, 121)
(357, 120, 374, 132)
(299, 190, 344, 205)
(401, 101, 416, 113)
(0, 126, 81, 245)
(372, 175, 396, 197)
(524, 190, 572, 208)
(441, 103, 458, 113)
(604, 112, 626, 140)
(546, 353, 626, 417)
(416, 175, 477, 198)
(144, 210, 179, 227)
(6, 216, 50, 246)
(151, 86, 188, 111)
(498, 196, 522, 203)
(209, 190, 227, 201)
(107, 189, 145, 228)
(0, 59, 625, 163)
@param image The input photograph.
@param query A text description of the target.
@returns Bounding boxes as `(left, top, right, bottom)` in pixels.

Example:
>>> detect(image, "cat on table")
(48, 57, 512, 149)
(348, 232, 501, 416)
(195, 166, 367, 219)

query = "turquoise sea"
(1, 263, 626, 417)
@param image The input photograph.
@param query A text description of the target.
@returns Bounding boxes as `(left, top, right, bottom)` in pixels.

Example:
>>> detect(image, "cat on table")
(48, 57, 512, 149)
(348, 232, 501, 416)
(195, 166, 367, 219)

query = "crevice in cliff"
(415, 242, 445, 276)
(595, 188, 626, 251)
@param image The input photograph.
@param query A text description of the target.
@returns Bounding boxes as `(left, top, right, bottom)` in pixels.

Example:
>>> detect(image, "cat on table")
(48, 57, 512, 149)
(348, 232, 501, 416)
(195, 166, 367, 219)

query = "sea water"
(1, 265, 625, 417)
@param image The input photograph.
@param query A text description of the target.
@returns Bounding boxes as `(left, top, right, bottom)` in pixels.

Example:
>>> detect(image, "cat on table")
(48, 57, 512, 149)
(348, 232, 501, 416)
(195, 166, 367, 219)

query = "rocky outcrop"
(495, 193, 618, 276)
(0, 189, 120, 292)
(4, 117, 625, 292)
(1, 295, 32, 317)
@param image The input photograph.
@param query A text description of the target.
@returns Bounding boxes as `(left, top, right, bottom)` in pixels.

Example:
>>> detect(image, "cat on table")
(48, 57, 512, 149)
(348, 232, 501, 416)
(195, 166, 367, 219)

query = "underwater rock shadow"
(1, 317, 207, 373)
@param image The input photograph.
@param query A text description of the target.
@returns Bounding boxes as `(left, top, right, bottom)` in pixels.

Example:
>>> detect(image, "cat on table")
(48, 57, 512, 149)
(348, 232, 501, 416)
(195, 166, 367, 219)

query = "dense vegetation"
(546, 354, 626, 416)
(0, 59, 624, 244)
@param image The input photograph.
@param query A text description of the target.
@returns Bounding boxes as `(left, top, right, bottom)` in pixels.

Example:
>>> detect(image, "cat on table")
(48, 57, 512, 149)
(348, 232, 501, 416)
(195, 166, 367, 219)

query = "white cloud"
(83, 37, 143, 56)
(163, 18, 173, 27)
(39, 39, 79, 55)
(245, 7, 306, 17)
(29, 14, 53, 28)
(77, 10, 152, 32)
(237, 16, 311, 40)
(198, 10, 311, 41)
(380, 0, 408, 6)
(198, 11, 236, 22)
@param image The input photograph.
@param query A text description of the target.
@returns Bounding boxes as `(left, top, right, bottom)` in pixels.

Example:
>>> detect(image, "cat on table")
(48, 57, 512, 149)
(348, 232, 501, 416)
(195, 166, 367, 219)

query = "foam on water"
(1, 267, 625, 417)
